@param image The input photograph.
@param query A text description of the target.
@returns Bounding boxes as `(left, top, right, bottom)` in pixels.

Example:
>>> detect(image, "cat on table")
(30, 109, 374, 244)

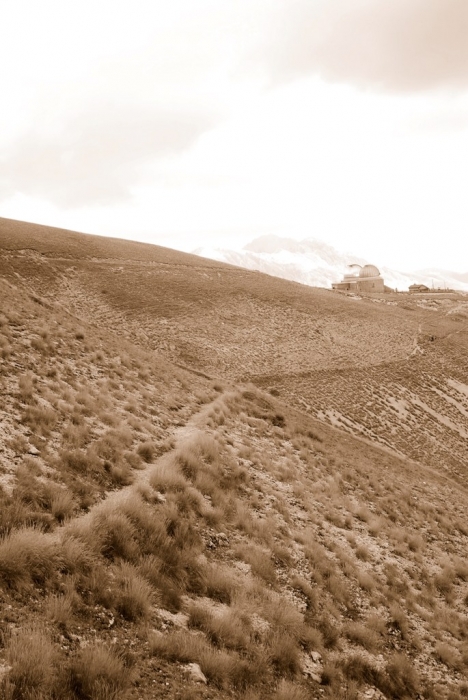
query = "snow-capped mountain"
(193, 235, 468, 292)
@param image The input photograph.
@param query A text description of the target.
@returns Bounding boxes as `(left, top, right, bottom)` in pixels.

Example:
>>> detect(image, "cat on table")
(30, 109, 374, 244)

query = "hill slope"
(2, 217, 467, 481)
(1, 217, 468, 699)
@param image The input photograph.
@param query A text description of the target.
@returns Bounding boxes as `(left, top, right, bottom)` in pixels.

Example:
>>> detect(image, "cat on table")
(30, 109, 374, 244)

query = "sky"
(1, 0, 468, 272)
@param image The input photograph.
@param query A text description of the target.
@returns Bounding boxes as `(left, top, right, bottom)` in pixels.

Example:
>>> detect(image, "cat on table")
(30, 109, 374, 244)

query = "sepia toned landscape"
(1, 217, 468, 699)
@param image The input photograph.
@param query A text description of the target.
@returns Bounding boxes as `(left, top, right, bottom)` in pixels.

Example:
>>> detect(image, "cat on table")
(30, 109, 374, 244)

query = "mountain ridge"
(193, 234, 468, 292)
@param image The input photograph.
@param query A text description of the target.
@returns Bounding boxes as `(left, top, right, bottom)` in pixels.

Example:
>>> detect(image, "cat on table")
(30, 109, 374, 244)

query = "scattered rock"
(301, 652, 323, 683)
(208, 532, 229, 549)
(250, 613, 271, 641)
(28, 444, 40, 455)
(156, 609, 189, 629)
(363, 688, 386, 700)
(183, 662, 207, 684)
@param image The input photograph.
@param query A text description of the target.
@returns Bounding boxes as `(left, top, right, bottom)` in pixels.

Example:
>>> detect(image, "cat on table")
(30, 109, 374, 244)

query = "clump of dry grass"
(112, 561, 155, 621)
(66, 643, 131, 699)
(149, 629, 209, 663)
(149, 629, 260, 691)
(137, 441, 156, 463)
(268, 633, 302, 678)
(150, 462, 188, 493)
(0, 527, 60, 590)
(343, 621, 382, 652)
(273, 679, 309, 700)
(21, 404, 57, 436)
(234, 543, 277, 585)
(0, 626, 57, 700)
(203, 563, 237, 604)
(187, 603, 250, 651)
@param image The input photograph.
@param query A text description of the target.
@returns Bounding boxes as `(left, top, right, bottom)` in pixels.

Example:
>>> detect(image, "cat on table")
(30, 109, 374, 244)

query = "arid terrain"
(1, 216, 468, 699)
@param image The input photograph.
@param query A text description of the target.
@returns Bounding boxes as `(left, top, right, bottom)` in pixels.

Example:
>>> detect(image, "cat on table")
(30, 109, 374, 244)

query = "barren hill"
(1, 217, 468, 699)
(2, 216, 467, 481)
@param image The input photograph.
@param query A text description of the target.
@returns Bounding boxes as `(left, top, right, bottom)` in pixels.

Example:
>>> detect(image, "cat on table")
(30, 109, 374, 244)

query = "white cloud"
(0, 104, 217, 206)
(258, 0, 468, 92)
(0, 0, 468, 273)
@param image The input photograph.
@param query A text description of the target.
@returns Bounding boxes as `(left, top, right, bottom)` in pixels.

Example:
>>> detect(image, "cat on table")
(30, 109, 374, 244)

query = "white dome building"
(333, 264, 384, 293)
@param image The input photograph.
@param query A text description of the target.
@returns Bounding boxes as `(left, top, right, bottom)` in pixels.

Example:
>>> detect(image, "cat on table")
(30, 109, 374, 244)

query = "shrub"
(49, 486, 76, 522)
(356, 570, 375, 593)
(343, 622, 381, 652)
(187, 604, 249, 651)
(291, 576, 318, 613)
(355, 545, 372, 562)
(268, 634, 302, 677)
(1, 627, 57, 699)
(45, 593, 74, 628)
(21, 405, 57, 435)
(388, 603, 411, 641)
(137, 441, 156, 463)
(61, 449, 100, 475)
(94, 511, 140, 562)
(273, 679, 309, 700)
(435, 642, 461, 670)
(381, 653, 421, 697)
(0, 527, 60, 590)
(60, 534, 96, 576)
(109, 462, 134, 486)
(204, 563, 236, 604)
(137, 555, 182, 612)
(66, 643, 130, 699)
(150, 462, 188, 493)
(234, 543, 277, 585)
(341, 654, 381, 685)
(18, 374, 34, 402)
(112, 561, 155, 621)
(149, 629, 209, 663)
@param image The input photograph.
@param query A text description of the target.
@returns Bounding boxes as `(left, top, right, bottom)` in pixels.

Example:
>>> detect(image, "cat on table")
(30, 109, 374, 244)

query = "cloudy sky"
(1, 0, 467, 272)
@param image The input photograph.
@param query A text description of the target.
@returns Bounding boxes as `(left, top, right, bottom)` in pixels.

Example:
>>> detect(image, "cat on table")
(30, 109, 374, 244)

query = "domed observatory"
(332, 264, 384, 292)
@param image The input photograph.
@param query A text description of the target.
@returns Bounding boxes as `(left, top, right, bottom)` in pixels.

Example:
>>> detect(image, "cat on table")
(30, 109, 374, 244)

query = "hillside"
(1, 217, 468, 699)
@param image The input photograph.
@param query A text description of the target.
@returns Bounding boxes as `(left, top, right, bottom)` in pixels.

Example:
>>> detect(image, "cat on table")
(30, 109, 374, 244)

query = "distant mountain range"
(193, 235, 468, 292)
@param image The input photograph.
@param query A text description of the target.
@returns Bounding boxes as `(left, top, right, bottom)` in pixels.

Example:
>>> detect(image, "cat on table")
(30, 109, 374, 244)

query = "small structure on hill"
(409, 284, 430, 293)
(332, 264, 385, 293)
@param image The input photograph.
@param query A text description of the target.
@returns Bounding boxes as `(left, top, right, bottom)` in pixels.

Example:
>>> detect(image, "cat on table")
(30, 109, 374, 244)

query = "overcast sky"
(1, 0, 467, 272)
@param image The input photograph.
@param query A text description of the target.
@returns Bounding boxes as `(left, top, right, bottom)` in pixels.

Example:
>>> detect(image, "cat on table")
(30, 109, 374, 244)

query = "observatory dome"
(359, 264, 380, 278)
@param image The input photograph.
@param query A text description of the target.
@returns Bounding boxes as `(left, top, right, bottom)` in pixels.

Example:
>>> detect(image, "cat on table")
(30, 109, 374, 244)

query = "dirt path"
(48, 390, 227, 542)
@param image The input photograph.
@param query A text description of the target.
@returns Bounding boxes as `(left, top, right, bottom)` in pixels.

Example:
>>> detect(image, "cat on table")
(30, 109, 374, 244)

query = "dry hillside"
(0, 217, 468, 700)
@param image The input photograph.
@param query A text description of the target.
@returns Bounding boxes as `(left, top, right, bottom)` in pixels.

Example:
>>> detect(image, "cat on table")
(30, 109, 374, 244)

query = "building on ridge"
(409, 284, 430, 293)
(332, 264, 385, 293)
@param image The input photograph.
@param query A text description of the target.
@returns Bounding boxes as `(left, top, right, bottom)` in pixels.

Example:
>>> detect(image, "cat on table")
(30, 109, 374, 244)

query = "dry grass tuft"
(0, 527, 60, 589)
(273, 679, 309, 700)
(66, 643, 131, 699)
(150, 462, 188, 493)
(112, 561, 155, 621)
(1, 627, 57, 699)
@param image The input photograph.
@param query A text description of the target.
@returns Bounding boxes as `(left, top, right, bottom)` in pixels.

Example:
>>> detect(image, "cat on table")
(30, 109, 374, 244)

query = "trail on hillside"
(44, 389, 232, 542)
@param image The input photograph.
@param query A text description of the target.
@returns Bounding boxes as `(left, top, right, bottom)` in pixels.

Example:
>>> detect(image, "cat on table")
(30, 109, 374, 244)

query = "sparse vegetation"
(1, 220, 468, 699)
